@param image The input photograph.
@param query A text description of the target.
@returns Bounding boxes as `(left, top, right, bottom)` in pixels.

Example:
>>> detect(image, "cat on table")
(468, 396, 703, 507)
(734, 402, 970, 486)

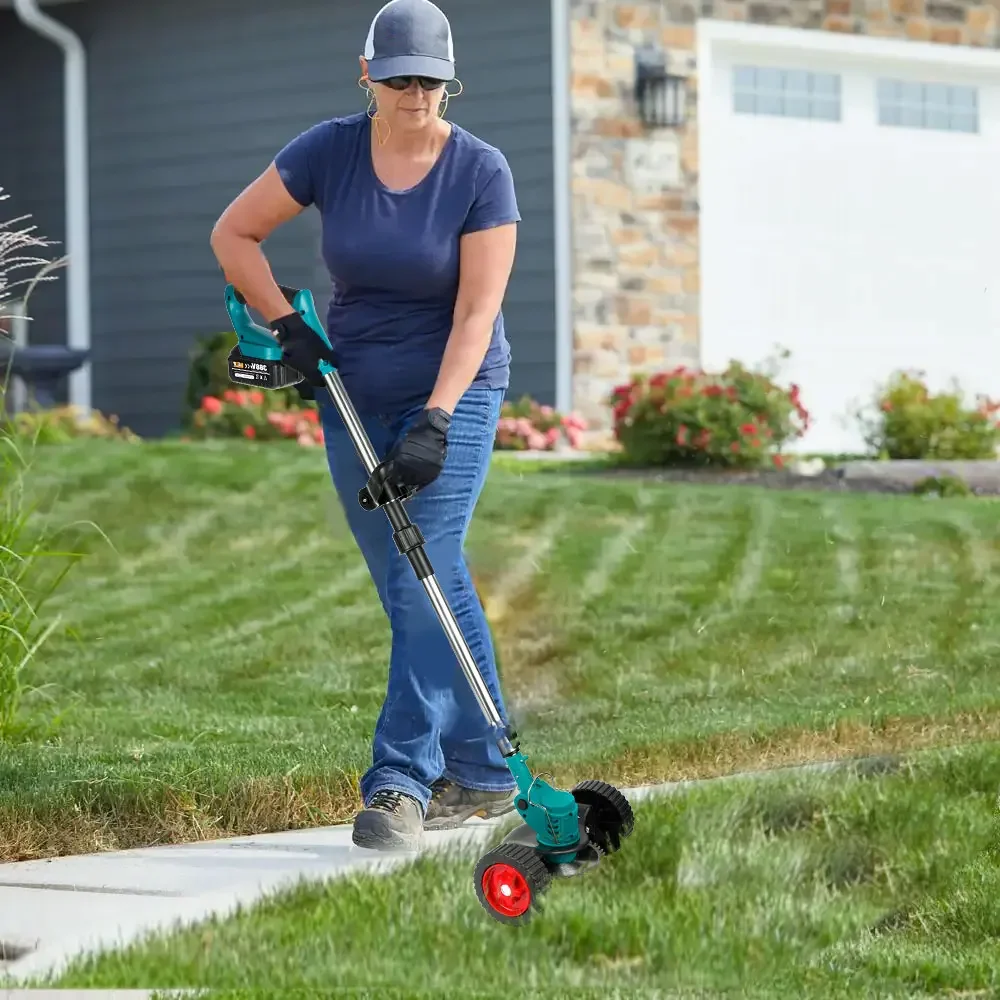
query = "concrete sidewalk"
(0, 814, 510, 987)
(0, 759, 869, 987)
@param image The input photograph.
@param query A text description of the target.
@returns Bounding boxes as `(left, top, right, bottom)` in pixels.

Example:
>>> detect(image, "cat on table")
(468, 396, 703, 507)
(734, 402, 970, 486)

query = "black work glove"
(385, 407, 451, 490)
(270, 311, 337, 387)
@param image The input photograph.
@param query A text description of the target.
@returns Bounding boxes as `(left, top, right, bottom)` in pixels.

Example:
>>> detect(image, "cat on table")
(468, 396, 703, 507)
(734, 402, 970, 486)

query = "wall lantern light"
(635, 46, 687, 128)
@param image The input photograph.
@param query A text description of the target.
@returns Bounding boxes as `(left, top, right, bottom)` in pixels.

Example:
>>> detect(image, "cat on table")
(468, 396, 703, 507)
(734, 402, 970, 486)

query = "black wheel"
(474, 842, 552, 926)
(571, 779, 635, 854)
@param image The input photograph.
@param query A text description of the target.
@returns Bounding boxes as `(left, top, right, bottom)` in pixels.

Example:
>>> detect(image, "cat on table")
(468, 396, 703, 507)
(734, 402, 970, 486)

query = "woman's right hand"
(270, 312, 338, 386)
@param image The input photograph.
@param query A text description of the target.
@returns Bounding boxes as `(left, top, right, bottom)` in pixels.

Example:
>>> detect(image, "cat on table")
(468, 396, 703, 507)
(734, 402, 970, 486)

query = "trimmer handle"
(223, 282, 334, 363)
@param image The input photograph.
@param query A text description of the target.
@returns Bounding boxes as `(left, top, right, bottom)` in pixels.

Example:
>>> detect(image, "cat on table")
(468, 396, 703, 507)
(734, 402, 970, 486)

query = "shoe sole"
(422, 797, 517, 831)
(352, 825, 421, 851)
(352, 811, 422, 852)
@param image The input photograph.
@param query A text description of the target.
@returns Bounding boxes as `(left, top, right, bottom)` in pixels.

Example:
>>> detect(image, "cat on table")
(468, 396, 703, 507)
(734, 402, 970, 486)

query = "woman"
(209, 0, 520, 852)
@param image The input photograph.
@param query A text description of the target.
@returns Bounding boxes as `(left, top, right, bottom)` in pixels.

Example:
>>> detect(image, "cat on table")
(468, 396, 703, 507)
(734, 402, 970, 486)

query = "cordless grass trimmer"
(224, 282, 634, 925)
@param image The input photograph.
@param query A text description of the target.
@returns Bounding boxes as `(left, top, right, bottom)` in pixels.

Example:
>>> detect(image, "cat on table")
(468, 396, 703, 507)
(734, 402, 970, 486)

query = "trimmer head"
(473, 777, 635, 925)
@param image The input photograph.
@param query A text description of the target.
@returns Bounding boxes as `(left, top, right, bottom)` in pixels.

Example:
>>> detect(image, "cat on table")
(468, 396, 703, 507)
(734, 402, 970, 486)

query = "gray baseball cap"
(363, 0, 456, 82)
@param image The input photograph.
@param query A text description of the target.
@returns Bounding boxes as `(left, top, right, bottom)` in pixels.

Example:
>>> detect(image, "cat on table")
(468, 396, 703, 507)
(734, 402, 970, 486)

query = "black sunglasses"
(380, 75, 446, 91)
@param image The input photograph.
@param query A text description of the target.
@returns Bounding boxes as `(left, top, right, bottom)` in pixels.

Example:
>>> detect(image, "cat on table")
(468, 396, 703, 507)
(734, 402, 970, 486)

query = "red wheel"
(481, 862, 531, 918)
(474, 843, 551, 925)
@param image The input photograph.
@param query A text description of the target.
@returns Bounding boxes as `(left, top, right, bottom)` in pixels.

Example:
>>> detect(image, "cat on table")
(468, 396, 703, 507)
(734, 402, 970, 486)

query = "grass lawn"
(39, 741, 1000, 997)
(3, 438, 1000, 869)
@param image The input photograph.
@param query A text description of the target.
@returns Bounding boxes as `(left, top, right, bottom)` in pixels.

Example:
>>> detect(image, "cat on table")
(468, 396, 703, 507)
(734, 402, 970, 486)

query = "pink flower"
(201, 395, 223, 414)
(298, 431, 316, 447)
(545, 427, 561, 445)
(527, 431, 547, 450)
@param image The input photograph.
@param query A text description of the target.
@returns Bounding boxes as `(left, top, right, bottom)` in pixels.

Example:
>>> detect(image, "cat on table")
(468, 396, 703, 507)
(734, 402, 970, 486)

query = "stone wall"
(568, 0, 1000, 442)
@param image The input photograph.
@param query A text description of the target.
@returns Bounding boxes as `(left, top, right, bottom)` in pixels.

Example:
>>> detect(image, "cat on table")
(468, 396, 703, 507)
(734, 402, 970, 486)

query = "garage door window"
(877, 79, 979, 134)
(732, 66, 841, 121)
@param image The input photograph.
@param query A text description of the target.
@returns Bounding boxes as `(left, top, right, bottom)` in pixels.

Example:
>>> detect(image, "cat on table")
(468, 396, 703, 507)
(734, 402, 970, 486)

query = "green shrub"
(862, 371, 1000, 460)
(608, 362, 809, 469)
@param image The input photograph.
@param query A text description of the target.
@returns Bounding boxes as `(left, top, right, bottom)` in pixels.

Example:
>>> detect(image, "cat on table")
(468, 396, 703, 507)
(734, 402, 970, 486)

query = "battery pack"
(227, 344, 303, 390)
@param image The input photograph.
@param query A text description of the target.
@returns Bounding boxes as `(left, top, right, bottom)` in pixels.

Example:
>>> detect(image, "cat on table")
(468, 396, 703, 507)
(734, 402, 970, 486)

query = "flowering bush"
(495, 395, 587, 451)
(1, 403, 139, 443)
(861, 371, 1000, 460)
(609, 362, 810, 469)
(189, 389, 324, 447)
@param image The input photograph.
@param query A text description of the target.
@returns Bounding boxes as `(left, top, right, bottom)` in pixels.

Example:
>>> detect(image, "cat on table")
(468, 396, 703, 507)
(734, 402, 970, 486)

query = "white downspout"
(13, 0, 91, 415)
(550, 0, 573, 416)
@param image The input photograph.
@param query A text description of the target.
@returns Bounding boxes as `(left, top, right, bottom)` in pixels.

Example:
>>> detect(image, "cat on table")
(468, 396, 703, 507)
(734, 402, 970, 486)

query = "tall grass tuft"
(0, 433, 85, 739)
(0, 187, 89, 739)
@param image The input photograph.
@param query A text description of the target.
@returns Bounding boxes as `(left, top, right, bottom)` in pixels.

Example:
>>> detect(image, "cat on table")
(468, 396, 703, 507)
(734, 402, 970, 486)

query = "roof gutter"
(13, 0, 91, 414)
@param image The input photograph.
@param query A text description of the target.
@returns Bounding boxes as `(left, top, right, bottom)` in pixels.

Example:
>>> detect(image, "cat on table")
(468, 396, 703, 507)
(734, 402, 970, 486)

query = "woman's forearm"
(426, 312, 496, 415)
(210, 228, 294, 325)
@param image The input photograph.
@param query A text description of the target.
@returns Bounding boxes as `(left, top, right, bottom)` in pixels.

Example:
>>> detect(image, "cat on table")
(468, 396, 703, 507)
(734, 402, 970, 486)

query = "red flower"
(773, 454, 784, 469)
(739, 422, 757, 436)
(730, 442, 741, 454)
(676, 424, 689, 446)
(243, 425, 256, 439)
(249, 390, 265, 406)
(201, 395, 222, 414)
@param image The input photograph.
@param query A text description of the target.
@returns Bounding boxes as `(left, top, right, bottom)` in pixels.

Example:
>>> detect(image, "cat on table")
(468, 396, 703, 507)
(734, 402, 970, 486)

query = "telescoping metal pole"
(320, 368, 514, 756)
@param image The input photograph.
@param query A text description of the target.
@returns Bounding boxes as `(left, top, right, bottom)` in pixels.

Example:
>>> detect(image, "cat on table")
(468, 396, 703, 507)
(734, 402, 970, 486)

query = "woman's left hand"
(386, 407, 452, 489)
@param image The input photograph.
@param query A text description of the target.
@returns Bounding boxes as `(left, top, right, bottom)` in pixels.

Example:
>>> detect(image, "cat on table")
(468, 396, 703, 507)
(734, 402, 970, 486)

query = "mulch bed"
(550, 461, 1000, 497)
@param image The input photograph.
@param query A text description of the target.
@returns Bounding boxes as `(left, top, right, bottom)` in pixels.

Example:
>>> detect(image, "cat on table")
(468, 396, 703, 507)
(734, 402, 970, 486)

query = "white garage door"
(698, 21, 1000, 455)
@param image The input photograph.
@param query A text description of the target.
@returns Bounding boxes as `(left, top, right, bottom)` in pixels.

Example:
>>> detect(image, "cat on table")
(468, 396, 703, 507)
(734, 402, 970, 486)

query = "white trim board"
(550, 0, 573, 415)
(697, 17, 1000, 78)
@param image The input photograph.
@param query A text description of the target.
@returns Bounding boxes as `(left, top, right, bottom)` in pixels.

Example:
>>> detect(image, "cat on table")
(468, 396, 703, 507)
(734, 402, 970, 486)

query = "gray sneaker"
(352, 789, 424, 851)
(423, 778, 517, 830)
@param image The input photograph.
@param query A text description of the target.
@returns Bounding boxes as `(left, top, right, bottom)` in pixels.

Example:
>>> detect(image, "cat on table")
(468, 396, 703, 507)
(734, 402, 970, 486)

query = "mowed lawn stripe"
(4, 443, 1000, 864)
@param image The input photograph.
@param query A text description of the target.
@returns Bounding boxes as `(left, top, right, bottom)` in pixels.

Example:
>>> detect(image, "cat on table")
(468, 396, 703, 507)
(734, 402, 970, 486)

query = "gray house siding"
(2, 0, 556, 436)
(0, 17, 66, 350)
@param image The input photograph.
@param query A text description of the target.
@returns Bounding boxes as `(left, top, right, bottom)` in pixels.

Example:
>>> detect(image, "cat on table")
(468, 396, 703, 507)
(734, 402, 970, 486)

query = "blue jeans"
(315, 385, 517, 812)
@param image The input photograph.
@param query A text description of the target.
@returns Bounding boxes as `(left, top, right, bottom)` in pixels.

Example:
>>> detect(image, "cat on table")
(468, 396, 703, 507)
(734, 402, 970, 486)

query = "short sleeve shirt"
(273, 112, 520, 415)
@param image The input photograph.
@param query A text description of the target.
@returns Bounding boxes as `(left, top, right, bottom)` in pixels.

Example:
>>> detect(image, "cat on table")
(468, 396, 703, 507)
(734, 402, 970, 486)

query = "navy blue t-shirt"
(273, 112, 520, 415)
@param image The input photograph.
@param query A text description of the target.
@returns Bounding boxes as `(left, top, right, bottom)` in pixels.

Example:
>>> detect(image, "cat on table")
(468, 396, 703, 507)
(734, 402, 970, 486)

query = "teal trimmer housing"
(223, 283, 334, 388)
(222, 282, 634, 926)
